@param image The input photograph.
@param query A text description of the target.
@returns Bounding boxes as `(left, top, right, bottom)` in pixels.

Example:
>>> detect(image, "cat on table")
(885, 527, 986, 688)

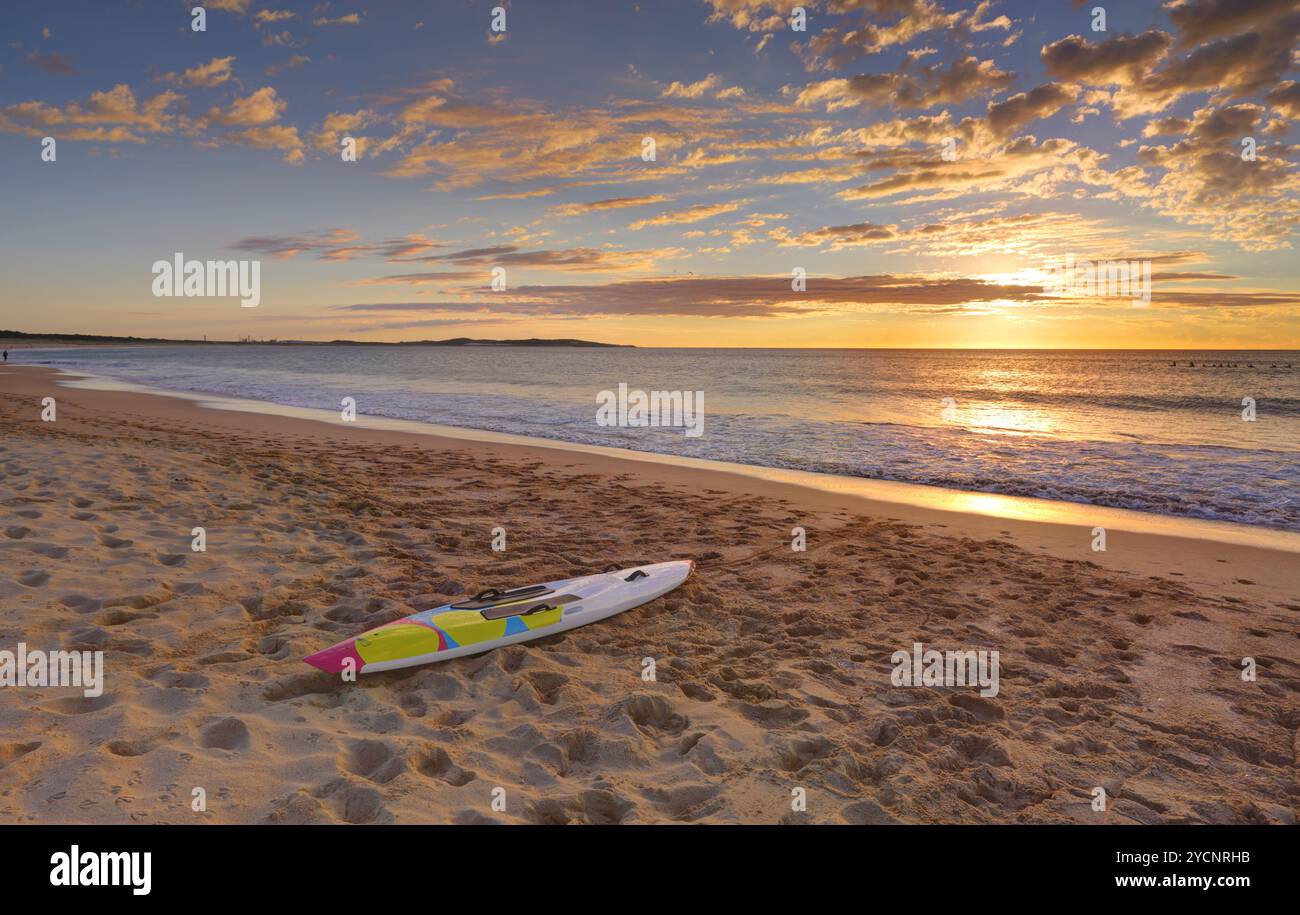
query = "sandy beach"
(1, 364, 1296, 825)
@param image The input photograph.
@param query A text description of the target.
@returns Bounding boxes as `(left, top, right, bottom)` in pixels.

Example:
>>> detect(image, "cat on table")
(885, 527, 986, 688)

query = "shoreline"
(34, 364, 1300, 582)
(35, 365, 1300, 546)
(18, 357, 1298, 547)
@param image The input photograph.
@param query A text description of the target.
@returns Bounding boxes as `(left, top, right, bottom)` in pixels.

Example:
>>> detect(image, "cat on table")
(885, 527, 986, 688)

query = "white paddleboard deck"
(304, 560, 693, 674)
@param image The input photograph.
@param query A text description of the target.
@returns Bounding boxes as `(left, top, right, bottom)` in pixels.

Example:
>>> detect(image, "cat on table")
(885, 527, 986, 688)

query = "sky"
(1, 0, 1297, 348)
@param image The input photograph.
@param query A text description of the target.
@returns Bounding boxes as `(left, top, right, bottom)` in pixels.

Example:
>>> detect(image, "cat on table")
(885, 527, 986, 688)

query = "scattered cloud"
(790, 0, 1013, 71)
(793, 56, 1016, 112)
(160, 56, 235, 88)
(986, 83, 1078, 136)
(201, 87, 286, 127)
(1040, 4, 1300, 118)
(22, 51, 74, 74)
(662, 74, 723, 99)
(231, 230, 443, 261)
(1136, 103, 1300, 251)
(333, 273, 1049, 319)
(628, 200, 746, 230)
(255, 10, 297, 27)
(266, 54, 310, 76)
(411, 244, 684, 273)
(548, 195, 673, 217)
(225, 124, 305, 163)
(314, 13, 361, 27)
(0, 84, 183, 142)
(1041, 30, 1173, 86)
(309, 108, 379, 156)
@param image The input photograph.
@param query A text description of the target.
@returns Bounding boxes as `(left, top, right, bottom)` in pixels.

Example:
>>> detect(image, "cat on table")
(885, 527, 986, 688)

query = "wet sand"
(1, 365, 1296, 824)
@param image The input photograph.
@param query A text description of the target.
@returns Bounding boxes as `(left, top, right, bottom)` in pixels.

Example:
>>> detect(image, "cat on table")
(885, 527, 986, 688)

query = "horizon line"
(3, 331, 1298, 353)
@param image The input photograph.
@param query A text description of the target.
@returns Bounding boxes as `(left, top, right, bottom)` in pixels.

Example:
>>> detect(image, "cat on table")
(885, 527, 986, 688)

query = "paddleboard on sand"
(303, 560, 694, 674)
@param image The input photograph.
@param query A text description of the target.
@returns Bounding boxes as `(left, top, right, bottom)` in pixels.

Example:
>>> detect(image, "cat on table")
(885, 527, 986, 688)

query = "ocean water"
(19, 345, 1300, 531)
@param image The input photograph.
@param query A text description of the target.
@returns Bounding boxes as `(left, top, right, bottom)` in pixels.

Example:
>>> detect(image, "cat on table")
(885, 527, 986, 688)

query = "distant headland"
(0, 331, 632, 348)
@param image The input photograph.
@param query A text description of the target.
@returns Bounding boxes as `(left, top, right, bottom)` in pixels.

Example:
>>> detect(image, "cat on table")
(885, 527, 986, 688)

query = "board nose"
(303, 639, 363, 674)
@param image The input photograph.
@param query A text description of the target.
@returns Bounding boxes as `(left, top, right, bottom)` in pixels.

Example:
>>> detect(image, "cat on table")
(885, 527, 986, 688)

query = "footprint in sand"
(103, 592, 164, 610)
(97, 608, 157, 626)
(261, 673, 344, 703)
(195, 649, 251, 665)
(397, 693, 428, 717)
(41, 695, 116, 716)
(98, 534, 134, 549)
(309, 778, 390, 825)
(553, 728, 603, 771)
(618, 694, 690, 736)
(0, 741, 42, 769)
(64, 626, 111, 651)
(70, 497, 94, 508)
(411, 745, 476, 787)
(948, 693, 1006, 721)
(344, 740, 407, 784)
(197, 717, 250, 751)
(738, 699, 808, 727)
(521, 670, 570, 705)
(525, 790, 635, 826)
(249, 635, 290, 660)
(775, 736, 837, 772)
(17, 570, 50, 587)
(640, 783, 723, 822)
(59, 594, 102, 613)
(105, 736, 167, 758)
(4, 526, 30, 539)
(262, 791, 332, 825)
(451, 810, 500, 825)
(679, 681, 716, 701)
(149, 668, 209, 689)
(156, 553, 186, 567)
(839, 799, 900, 825)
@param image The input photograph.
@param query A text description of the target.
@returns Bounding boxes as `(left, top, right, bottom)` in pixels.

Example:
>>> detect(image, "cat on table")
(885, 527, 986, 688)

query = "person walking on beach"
(2, 350, 7, 363)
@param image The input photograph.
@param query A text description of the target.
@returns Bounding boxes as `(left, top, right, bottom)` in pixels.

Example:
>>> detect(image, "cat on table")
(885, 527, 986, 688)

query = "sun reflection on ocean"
(951, 402, 1060, 435)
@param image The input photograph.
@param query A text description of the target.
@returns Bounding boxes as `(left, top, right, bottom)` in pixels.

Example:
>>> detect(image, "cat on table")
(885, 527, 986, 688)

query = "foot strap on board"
(451, 584, 552, 610)
(480, 598, 574, 620)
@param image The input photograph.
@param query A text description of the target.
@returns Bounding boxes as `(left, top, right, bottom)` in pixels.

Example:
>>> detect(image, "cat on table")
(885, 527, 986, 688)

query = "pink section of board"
(302, 638, 364, 674)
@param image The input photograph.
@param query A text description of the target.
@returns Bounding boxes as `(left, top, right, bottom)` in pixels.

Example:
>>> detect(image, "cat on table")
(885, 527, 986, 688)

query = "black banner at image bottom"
(6, 824, 1281, 900)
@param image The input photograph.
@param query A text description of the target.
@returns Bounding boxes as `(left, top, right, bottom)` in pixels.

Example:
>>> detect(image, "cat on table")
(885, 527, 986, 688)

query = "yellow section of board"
(521, 607, 563, 629)
(356, 623, 442, 664)
(434, 610, 510, 645)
